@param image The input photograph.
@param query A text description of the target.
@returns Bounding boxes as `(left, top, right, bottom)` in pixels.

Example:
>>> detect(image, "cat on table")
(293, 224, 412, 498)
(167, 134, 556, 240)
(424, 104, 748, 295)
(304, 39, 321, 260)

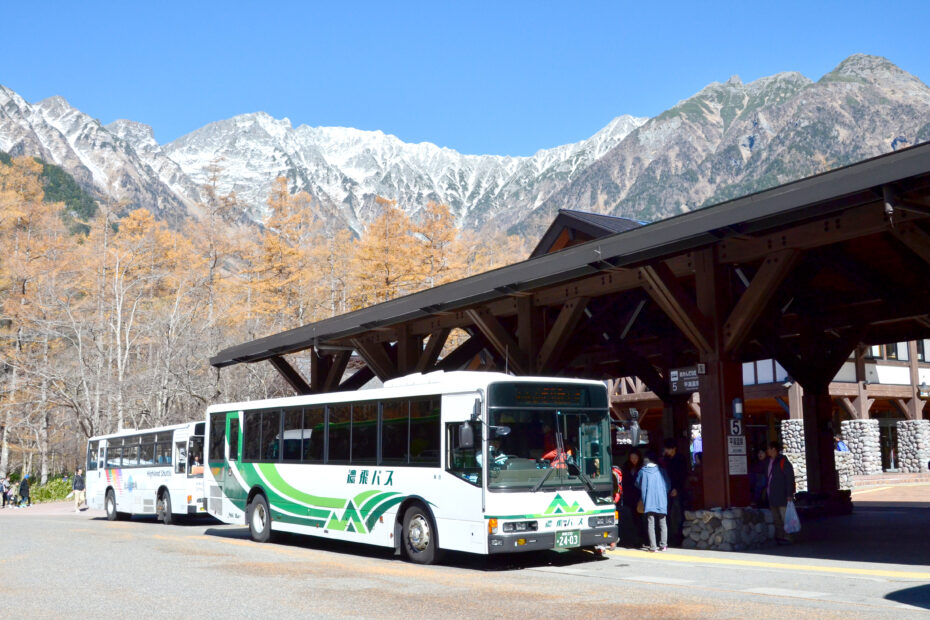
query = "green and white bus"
(204, 371, 618, 563)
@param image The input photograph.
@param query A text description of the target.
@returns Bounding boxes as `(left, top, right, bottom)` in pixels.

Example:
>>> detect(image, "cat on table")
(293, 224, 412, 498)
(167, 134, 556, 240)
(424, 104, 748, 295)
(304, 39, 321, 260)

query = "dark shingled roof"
(529, 209, 644, 258)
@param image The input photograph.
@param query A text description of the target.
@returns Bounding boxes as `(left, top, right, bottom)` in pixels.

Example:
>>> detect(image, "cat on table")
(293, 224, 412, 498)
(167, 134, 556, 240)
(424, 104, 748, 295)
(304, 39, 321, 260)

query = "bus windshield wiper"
(531, 430, 565, 493)
(569, 466, 597, 493)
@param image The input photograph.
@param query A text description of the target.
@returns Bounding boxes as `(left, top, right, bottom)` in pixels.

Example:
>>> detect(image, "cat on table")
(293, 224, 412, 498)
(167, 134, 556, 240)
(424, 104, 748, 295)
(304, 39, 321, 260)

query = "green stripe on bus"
(365, 496, 405, 531)
(358, 491, 401, 516)
(255, 463, 347, 509)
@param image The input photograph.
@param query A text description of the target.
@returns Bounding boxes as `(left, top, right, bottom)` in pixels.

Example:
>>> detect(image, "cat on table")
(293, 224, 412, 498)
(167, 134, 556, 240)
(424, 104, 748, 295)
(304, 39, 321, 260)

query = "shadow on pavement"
(751, 503, 930, 566)
(201, 525, 610, 570)
(92, 514, 222, 527)
(886, 584, 930, 610)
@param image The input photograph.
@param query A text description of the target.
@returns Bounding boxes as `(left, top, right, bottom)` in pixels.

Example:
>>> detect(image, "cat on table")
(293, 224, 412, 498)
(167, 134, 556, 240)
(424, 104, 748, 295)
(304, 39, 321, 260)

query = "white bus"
(204, 371, 618, 564)
(86, 422, 207, 523)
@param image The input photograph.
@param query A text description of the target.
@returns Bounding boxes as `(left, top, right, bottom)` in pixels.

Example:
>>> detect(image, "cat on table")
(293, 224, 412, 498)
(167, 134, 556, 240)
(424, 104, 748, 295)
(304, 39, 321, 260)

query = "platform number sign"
(729, 419, 742, 436)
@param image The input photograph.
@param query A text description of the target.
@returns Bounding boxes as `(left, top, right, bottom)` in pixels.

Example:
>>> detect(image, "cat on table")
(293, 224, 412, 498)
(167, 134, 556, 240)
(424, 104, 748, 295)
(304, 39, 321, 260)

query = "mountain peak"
(107, 119, 158, 149)
(36, 94, 74, 116)
(820, 54, 918, 87)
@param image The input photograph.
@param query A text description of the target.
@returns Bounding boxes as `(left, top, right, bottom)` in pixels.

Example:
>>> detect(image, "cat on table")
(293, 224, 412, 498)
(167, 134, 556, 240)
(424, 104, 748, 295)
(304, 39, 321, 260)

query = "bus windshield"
(486, 382, 611, 492)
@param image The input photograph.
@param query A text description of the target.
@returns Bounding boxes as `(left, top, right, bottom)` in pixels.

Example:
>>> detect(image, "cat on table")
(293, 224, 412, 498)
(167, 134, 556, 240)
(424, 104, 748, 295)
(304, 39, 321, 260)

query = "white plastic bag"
(784, 500, 801, 534)
(65, 491, 74, 500)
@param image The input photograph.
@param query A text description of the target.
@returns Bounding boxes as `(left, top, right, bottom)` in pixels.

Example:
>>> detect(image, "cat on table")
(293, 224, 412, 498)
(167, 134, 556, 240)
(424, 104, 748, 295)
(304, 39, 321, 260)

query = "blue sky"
(3, 1, 929, 156)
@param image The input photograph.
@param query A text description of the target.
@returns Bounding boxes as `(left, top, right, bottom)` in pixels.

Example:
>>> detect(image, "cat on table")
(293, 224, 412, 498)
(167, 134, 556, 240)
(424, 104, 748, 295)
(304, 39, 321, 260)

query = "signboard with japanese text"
(669, 366, 701, 395)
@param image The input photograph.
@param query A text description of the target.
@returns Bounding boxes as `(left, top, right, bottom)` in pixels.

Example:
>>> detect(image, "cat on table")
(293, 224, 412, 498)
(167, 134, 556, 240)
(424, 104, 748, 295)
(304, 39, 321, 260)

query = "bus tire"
(248, 494, 272, 543)
(158, 490, 173, 525)
(402, 504, 442, 565)
(105, 490, 118, 521)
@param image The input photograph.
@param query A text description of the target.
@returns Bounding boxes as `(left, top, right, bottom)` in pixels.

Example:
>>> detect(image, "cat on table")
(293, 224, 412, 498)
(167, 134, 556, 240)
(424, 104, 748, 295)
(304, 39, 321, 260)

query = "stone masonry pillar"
(779, 419, 808, 492)
(896, 419, 930, 473)
(841, 419, 882, 475)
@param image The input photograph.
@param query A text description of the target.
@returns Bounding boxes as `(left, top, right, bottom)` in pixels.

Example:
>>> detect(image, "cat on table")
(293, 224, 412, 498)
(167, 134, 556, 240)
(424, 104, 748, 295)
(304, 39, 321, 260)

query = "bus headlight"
(502, 520, 538, 533)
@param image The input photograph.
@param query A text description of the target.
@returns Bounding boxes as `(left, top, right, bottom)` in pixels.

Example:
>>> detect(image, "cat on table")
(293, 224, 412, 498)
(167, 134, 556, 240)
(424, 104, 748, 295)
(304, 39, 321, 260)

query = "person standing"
(19, 475, 31, 507)
(766, 441, 796, 544)
(621, 450, 645, 547)
(635, 451, 670, 552)
(73, 467, 86, 512)
(662, 438, 688, 546)
(0, 477, 8, 508)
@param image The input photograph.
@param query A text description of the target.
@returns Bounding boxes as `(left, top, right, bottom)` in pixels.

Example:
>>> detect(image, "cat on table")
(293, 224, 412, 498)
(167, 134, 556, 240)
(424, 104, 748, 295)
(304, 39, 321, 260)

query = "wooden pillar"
(802, 389, 839, 494)
(787, 381, 803, 419)
(907, 341, 921, 420)
(694, 249, 749, 508)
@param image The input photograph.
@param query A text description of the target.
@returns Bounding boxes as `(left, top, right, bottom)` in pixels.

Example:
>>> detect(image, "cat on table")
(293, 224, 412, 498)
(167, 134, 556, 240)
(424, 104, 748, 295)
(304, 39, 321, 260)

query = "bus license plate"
(555, 530, 580, 548)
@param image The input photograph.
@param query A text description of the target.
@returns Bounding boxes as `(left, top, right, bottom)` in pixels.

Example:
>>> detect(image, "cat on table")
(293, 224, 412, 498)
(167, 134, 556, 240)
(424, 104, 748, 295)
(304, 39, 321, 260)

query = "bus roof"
(88, 421, 200, 442)
(205, 370, 606, 414)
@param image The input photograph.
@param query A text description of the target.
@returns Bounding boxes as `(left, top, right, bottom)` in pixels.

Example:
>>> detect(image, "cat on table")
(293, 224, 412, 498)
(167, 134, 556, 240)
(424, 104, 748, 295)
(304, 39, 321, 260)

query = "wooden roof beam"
(537, 297, 590, 374)
(350, 338, 397, 381)
(416, 328, 451, 373)
(269, 355, 312, 395)
(465, 308, 527, 375)
(724, 249, 801, 353)
(639, 262, 712, 355)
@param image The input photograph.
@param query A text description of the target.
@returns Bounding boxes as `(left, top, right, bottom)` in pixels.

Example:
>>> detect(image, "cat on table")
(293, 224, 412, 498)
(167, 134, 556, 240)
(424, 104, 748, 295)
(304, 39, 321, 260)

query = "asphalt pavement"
(1, 485, 928, 618)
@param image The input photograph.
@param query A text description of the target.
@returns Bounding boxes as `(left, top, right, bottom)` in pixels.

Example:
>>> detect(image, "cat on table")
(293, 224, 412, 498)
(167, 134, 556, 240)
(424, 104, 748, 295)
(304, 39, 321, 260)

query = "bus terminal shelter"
(212, 143, 930, 511)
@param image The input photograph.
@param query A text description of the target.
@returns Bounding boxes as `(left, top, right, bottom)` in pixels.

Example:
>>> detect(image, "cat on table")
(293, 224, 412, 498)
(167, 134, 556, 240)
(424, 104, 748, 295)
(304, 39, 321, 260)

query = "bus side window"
(175, 442, 187, 474)
(87, 441, 99, 471)
(445, 422, 481, 486)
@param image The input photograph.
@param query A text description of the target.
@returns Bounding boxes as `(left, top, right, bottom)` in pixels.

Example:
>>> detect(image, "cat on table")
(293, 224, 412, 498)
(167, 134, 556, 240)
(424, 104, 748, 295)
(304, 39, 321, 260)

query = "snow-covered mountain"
(2, 54, 929, 238)
(160, 112, 646, 232)
(0, 86, 194, 222)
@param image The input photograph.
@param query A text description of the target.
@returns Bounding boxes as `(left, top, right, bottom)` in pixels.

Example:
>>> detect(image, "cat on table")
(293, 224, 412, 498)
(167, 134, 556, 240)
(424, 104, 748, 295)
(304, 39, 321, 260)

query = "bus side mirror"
(459, 423, 474, 449)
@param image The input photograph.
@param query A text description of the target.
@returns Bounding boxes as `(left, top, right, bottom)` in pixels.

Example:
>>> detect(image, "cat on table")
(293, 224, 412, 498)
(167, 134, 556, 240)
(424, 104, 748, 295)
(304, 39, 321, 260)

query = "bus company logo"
(126, 476, 137, 491)
(346, 469, 394, 486)
(146, 470, 171, 477)
(543, 494, 583, 516)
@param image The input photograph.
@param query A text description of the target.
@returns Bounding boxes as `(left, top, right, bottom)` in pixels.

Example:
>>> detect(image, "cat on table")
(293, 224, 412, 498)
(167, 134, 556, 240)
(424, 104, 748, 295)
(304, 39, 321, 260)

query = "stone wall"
(683, 507, 774, 551)
(896, 419, 930, 473)
(780, 419, 807, 492)
(841, 419, 882, 475)
(834, 450, 854, 490)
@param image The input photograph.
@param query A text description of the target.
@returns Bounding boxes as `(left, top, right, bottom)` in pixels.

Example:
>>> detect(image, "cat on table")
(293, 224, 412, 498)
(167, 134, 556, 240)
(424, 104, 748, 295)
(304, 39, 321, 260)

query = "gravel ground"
(1, 490, 928, 619)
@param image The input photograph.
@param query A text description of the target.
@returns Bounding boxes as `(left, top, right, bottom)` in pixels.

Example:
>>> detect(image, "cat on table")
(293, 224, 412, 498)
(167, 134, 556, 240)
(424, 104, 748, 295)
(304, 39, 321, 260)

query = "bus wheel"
(158, 491, 173, 525)
(248, 494, 272, 543)
(402, 505, 442, 565)
(105, 490, 118, 521)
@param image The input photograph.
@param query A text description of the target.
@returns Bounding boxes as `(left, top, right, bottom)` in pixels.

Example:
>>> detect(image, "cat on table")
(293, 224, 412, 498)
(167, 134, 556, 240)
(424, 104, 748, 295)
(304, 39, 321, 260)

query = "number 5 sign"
(729, 419, 742, 436)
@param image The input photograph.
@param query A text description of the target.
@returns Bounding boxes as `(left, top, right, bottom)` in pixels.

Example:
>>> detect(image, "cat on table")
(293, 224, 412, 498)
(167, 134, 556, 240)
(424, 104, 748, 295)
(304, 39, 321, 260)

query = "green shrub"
(32, 477, 73, 503)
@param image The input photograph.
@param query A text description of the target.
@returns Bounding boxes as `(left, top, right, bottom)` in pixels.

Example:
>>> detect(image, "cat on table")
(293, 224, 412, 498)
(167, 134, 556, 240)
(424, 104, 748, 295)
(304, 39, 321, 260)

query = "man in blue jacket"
(635, 450, 670, 552)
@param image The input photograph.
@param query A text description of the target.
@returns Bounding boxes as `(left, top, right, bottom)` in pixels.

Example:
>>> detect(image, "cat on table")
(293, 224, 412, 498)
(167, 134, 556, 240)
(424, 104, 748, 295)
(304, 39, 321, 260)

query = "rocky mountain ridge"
(2, 54, 928, 237)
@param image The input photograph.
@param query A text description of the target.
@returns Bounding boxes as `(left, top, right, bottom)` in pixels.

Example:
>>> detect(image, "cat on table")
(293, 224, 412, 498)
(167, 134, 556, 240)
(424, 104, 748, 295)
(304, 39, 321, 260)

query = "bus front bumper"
(487, 526, 618, 554)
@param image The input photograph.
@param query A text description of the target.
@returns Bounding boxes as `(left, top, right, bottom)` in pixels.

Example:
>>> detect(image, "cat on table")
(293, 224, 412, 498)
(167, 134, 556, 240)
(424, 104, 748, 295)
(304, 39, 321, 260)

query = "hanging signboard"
(669, 366, 701, 395)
